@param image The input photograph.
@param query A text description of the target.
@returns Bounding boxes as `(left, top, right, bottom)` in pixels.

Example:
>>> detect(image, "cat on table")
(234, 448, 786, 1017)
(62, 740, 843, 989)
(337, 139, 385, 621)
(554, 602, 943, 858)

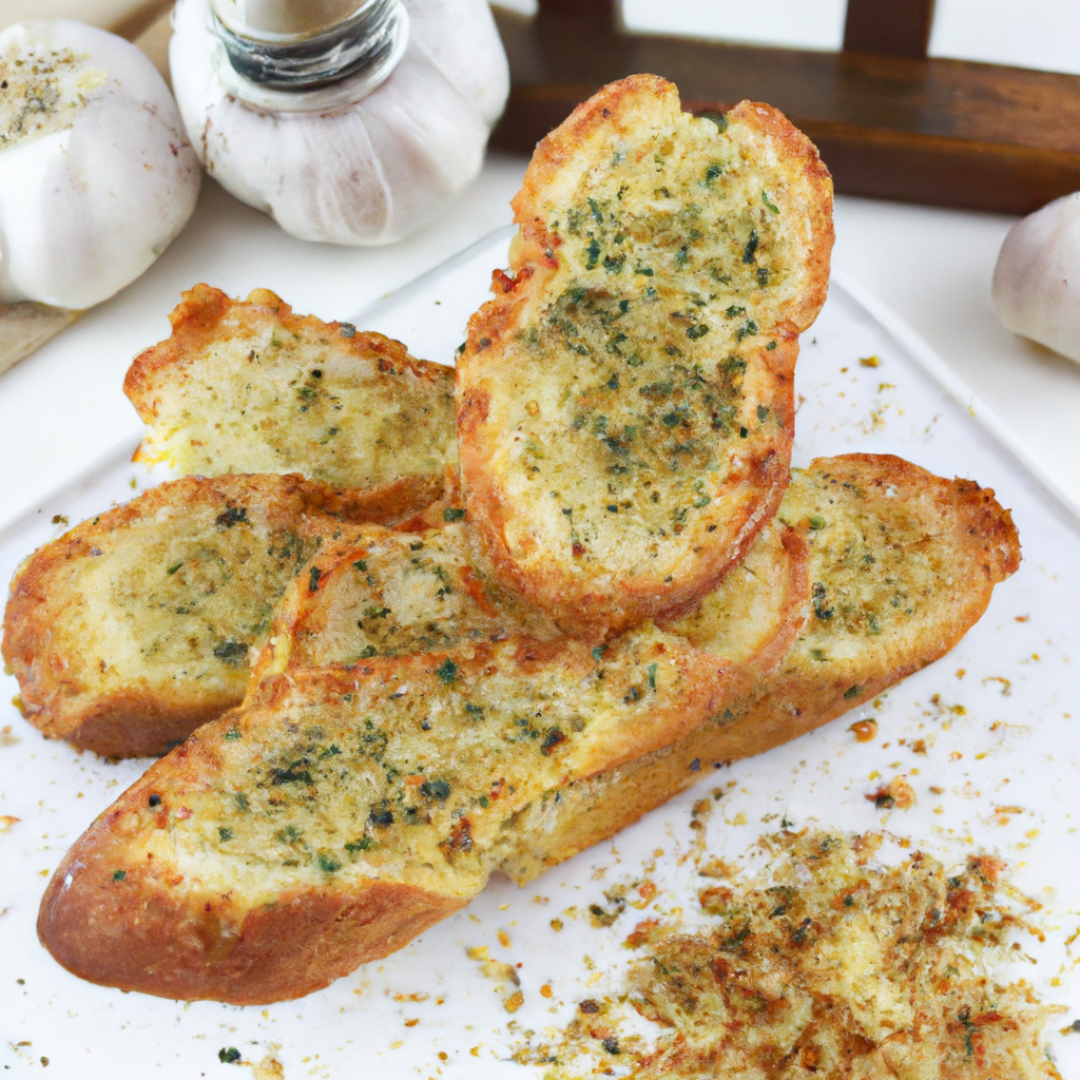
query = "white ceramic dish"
(1, 227, 1077, 1078)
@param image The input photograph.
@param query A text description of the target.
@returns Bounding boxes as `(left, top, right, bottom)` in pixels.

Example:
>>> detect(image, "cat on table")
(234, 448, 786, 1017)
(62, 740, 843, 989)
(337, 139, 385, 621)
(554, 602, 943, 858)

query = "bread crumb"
(514, 831, 1061, 1078)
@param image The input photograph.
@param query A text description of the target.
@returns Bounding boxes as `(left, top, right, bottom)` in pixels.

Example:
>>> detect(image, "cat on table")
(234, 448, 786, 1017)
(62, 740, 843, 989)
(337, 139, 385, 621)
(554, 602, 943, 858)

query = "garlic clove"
(169, 0, 508, 246)
(407, 0, 509, 128)
(0, 20, 200, 310)
(992, 191, 1080, 364)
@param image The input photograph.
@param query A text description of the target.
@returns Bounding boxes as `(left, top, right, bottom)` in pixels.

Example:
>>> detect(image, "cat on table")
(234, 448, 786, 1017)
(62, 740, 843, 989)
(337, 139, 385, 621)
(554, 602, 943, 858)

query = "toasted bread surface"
(39, 632, 743, 1003)
(125, 284, 457, 491)
(457, 76, 833, 635)
(250, 522, 558, 683)
(37, 455, 1018, 1000)
(497, 454, 1021, 883)
(2, 474, 396, 758)
(250, 514, 806, 689)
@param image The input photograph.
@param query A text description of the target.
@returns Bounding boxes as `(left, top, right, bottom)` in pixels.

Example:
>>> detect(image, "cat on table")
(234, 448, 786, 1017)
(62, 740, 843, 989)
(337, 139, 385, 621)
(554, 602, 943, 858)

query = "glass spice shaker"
(169, 0, 509, 244)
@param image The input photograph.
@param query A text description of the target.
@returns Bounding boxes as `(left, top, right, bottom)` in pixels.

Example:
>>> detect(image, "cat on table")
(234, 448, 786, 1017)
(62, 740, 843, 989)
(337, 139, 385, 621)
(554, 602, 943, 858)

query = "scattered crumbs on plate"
(865, 775, 916, 811)
(514, 830, 1063, 1079)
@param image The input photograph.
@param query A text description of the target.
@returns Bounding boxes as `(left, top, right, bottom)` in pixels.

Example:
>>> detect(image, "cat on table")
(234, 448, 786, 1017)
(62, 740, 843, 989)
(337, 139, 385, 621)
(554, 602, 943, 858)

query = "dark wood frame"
(489, 0, 1080, 215)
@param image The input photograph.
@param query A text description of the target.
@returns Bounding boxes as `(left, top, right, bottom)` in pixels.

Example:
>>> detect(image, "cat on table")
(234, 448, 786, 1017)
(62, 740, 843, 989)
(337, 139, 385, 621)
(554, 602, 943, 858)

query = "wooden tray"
(490, 0, 1080, 216)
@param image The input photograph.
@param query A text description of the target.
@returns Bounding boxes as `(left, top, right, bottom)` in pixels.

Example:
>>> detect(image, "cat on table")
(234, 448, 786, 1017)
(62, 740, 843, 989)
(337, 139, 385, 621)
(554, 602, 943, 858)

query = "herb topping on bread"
(458, 76, 833, 635)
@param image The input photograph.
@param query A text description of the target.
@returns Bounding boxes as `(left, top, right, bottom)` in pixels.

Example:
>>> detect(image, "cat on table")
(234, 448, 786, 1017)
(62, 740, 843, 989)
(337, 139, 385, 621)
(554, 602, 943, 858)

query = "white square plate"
(1, 227, 1077, 1077)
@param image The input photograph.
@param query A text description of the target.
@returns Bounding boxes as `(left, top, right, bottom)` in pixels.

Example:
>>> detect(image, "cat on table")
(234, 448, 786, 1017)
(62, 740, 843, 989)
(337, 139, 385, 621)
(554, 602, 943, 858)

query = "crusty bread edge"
(39, 778, 466, 1005)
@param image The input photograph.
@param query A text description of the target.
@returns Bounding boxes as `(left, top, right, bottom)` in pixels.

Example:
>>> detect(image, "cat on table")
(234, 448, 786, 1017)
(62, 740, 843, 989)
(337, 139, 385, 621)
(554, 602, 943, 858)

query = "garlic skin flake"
(169, 0, 509, 246)
(993, 191, 1080, 364)
(0, 21, 201, 310)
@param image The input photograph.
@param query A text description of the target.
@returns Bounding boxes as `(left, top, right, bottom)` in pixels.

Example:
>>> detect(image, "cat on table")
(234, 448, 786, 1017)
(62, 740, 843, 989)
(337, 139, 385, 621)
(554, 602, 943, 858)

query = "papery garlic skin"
(169, 0, 509, 246)
(993, 192, 1080, 364)
(0, 21, 201, 310)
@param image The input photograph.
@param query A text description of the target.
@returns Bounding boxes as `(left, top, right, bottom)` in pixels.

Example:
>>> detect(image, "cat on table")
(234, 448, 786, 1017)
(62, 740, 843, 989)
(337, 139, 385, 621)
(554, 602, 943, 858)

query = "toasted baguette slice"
(36, 456, 1018, 1004)
(124, 284, 456, 500)
(457, 75, 833, 636)
(39, 631, 752, 1004)
(2, 474, 411, 758)
(249, 513, 806, 685)
(497, 454, 1021, 882)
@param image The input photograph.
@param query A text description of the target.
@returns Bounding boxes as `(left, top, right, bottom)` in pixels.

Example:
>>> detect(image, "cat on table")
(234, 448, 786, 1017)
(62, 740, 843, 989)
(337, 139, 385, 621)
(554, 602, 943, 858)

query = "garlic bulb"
(0, 20, 201, 309)
(993, 192, 1080, 364)
(169, 0, 509, 246)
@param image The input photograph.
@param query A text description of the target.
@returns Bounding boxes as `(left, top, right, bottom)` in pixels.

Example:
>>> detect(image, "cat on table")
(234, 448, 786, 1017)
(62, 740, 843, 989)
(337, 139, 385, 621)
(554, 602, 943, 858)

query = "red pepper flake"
(624, 919, 660, 947)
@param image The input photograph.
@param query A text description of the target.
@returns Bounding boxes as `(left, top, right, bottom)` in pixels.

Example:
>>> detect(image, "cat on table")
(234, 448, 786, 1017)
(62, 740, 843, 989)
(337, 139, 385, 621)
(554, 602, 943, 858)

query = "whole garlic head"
(0, 21, 201, 310)
(169, 0, 509, 246)
(993, 192, 1080, 363)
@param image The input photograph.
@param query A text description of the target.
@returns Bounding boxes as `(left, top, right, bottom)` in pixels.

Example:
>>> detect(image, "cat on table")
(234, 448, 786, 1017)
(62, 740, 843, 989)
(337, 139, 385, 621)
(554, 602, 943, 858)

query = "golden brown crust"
(39, 757, 465, 1004)
(124, 284, 456, 493)
(457, 77, 833, 636)
(2, 473, 417, 758)
(312, 473, 447, 525)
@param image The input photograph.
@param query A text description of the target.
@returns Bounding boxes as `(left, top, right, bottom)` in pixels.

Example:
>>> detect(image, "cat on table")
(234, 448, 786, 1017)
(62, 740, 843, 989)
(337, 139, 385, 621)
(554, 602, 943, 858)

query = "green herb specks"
(420, 779, 451, 801)
(215, 505, 249, 529)
(213, 639, 248, 667)
(742, 229, 760, 264)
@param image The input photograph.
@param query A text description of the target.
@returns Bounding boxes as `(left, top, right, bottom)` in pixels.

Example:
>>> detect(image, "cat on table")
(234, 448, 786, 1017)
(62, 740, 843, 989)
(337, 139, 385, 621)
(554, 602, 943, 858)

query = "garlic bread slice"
(38, 631, 744, 1004)
(249, 522, 558, 683)
(125, 284, 456, 503)
(458, 75, 833, 635)
(498, 454, 1021, 883)
(2, 474, 403, 758)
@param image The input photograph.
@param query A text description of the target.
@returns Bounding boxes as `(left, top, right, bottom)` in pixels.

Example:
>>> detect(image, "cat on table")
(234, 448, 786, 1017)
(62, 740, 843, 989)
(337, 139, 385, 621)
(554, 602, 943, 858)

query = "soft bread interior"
(125, 284, 457, 490)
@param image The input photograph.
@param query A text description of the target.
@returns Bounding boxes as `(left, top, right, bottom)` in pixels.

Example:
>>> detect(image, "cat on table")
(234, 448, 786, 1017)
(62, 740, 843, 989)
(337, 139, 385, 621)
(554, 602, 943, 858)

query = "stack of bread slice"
(6, 76, 1020, 1004)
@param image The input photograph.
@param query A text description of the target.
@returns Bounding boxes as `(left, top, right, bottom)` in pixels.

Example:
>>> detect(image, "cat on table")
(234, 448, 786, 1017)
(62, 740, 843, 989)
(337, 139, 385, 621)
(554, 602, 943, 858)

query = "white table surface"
(1, 149, 1078, 533)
